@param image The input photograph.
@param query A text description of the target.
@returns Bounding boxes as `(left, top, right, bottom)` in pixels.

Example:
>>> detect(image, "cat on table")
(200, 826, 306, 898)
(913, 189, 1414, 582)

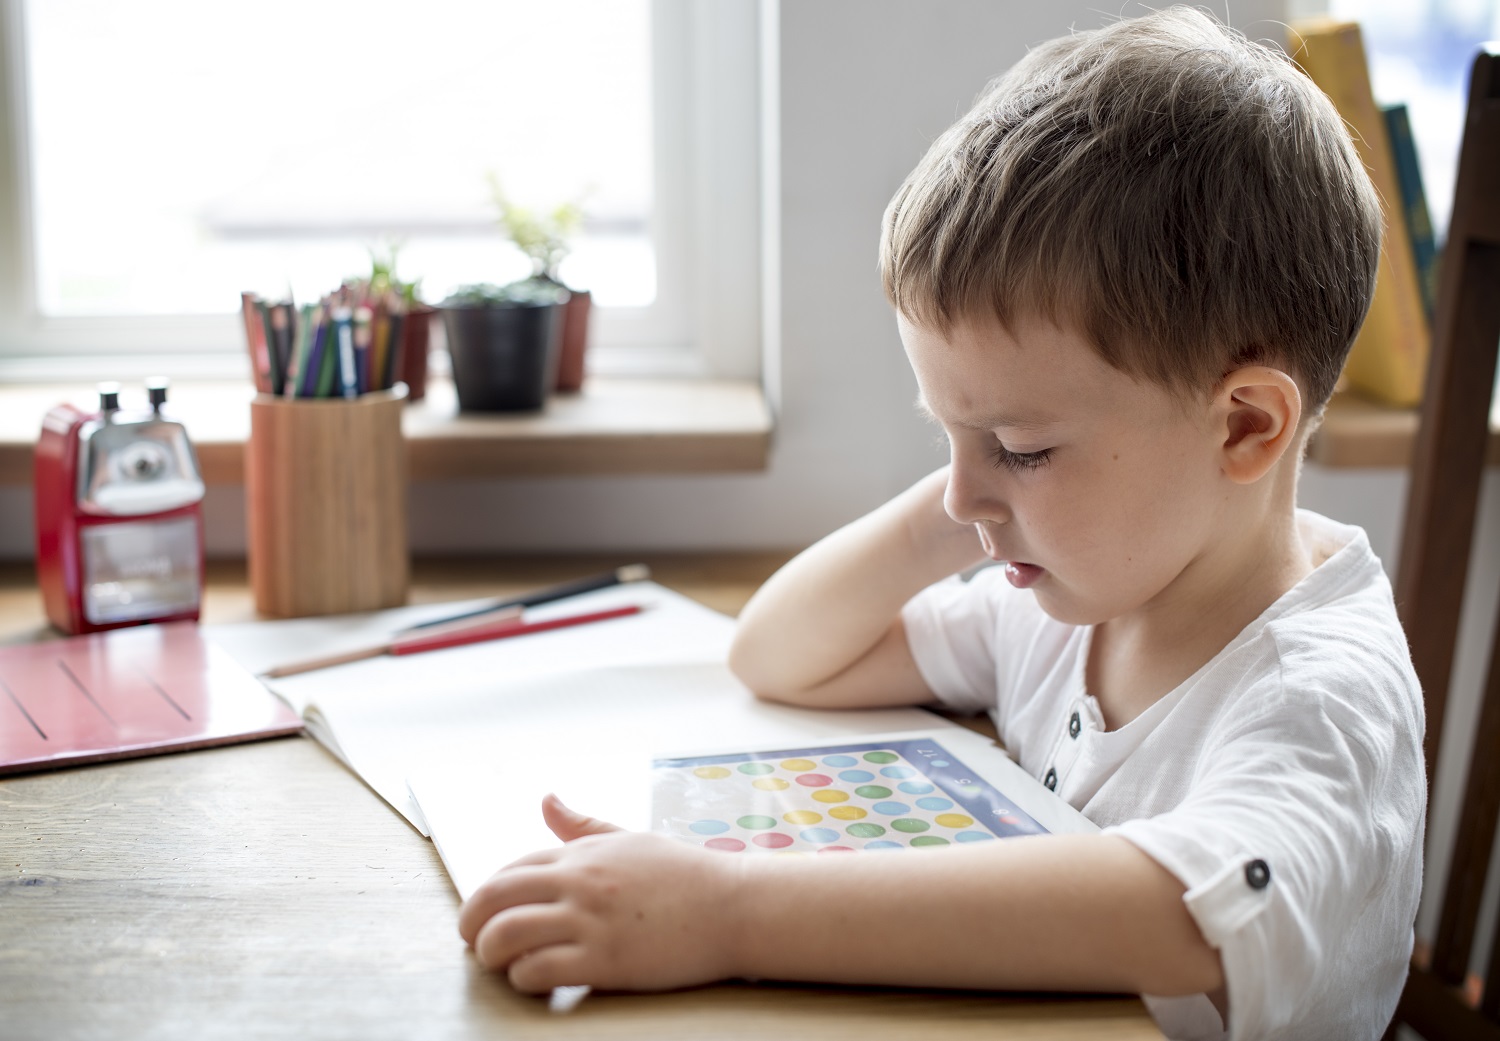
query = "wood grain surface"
(0, 556, 1159, 1041)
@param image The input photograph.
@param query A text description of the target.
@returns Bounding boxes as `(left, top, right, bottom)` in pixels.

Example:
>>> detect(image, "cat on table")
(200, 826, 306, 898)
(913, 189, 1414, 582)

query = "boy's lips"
(1003, 562, 1045, 589)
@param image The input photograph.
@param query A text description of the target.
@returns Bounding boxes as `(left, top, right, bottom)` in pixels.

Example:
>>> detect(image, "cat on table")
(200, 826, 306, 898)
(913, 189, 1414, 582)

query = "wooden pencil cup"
(247, 385, 410, 618)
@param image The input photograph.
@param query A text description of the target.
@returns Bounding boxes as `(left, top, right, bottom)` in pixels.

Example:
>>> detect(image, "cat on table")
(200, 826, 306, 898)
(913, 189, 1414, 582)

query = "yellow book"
(1290, 18, 1430, 407)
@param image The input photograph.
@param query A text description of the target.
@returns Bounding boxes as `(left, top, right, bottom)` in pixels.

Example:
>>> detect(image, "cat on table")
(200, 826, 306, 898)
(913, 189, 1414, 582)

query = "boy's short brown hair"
(879, 6, 1381, 412)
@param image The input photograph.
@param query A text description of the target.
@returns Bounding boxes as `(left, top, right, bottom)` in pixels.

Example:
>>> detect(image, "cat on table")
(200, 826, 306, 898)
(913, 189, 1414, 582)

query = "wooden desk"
(0, 556, 1163, 1041)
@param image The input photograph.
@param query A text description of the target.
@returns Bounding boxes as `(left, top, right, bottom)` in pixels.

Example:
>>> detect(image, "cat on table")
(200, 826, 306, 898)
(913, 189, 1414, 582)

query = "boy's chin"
(1029, 586, 1113, 628)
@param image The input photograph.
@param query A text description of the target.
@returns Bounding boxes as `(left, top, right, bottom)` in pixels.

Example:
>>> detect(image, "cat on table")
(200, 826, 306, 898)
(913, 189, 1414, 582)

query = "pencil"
(261, 604, 644, 679)
(396, 564, 651, 634)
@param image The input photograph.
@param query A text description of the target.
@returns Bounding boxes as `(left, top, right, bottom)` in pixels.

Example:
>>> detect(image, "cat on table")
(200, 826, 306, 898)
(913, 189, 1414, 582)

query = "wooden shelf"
(1308, 391, 1500, 468)
(0, 377, 773, 486)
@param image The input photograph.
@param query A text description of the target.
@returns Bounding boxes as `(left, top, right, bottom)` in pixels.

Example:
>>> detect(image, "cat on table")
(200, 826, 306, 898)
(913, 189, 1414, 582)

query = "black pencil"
(395, 564, 651, 634)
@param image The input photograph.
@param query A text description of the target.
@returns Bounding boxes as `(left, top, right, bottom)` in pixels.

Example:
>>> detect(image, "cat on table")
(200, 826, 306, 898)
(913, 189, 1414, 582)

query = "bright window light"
(23, 0, 653, 316)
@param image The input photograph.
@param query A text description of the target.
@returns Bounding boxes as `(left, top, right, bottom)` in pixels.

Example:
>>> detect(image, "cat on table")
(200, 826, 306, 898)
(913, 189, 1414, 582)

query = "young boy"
(456, 8, 1425, 1039)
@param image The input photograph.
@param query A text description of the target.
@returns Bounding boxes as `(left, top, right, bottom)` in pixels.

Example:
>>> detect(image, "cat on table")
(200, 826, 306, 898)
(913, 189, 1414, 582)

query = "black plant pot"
(442, 301, 563, 412)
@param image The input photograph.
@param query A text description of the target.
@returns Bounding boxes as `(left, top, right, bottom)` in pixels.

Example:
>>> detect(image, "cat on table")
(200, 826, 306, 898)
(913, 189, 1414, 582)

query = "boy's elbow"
(1137, 945, 1225, 999)
(727, 641, 814, 706)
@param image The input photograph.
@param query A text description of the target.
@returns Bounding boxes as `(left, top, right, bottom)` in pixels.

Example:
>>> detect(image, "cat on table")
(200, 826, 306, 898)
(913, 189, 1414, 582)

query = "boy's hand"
(457, 795, 743, 993)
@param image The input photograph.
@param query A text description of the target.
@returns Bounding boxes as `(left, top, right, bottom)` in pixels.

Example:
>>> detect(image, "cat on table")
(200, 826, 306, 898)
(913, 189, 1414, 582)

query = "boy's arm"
(459, 799, 1224, 999)
(729, 467, 986, 708)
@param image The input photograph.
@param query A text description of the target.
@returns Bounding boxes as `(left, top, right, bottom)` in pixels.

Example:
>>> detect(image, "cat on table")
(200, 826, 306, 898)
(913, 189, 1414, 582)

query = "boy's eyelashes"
(991, 442, 1054, 473)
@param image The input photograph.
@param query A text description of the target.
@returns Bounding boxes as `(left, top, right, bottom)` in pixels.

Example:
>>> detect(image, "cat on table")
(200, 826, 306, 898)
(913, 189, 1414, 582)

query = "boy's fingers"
(457, 867, 565, 945)
(541, 793, 623, 841)
(474, 905, 578, 972)
(508, 942, 594, 994)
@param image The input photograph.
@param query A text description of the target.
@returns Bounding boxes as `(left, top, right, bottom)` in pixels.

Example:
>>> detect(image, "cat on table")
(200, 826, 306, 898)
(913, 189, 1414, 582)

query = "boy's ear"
(1215, 366, 1302, 484)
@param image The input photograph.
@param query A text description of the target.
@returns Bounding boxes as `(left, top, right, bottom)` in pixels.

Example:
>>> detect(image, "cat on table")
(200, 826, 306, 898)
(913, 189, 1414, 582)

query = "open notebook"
(207, 581, 736, 833)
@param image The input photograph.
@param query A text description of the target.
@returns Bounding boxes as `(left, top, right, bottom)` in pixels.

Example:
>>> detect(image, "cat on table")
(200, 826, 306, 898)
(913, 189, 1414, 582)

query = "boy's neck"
(1086, 485, 1312, 731)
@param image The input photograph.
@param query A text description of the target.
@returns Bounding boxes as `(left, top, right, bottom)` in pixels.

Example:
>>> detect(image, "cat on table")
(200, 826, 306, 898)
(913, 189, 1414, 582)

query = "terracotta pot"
(554, 289, 592, 393)
(400, 305, 435, 403)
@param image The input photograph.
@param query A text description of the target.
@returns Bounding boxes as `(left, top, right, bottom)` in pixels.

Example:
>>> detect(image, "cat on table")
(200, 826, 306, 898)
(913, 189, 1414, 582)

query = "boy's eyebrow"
(912, 395, 1057, 431)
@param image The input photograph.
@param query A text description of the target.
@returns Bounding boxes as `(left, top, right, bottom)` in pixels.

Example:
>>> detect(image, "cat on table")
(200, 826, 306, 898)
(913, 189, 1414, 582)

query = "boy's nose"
(944, 459, 1011, 527)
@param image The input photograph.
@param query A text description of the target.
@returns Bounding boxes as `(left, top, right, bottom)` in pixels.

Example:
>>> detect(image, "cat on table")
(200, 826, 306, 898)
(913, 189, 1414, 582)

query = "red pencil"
(262, 604, 644, 679)
(389, 604, 643, 656)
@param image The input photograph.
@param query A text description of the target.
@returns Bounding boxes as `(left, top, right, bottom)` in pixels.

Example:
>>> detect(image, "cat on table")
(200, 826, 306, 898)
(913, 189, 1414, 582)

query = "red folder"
(0, 622, 302, 775)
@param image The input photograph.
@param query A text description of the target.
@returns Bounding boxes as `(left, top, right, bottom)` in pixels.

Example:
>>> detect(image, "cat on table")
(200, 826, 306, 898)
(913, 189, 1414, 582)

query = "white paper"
(205, 583, 738, 832)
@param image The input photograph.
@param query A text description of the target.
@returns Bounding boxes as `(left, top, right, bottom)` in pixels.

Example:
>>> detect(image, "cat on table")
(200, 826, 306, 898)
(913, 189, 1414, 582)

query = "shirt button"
(1245, 859, 1271, 890)
(1068, 711, 1081, 739)
(1044, 767, 1058, 791)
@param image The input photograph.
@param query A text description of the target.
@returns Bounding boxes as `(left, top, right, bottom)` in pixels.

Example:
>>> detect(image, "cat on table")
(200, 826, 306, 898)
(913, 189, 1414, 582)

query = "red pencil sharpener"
(34, 380, 206, 634)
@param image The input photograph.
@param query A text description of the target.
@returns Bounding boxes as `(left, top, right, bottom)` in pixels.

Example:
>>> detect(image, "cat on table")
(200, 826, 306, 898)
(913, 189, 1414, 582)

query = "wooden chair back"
(1388, 42, 1500, 1041)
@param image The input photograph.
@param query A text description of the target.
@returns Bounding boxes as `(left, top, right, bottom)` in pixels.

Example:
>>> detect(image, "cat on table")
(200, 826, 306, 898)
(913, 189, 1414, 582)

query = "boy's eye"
(991, 443, 1053, 473)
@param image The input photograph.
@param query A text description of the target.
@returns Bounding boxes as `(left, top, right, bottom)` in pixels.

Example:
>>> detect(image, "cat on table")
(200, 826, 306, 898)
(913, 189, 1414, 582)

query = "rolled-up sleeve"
(1105, 685, 1424, 1040)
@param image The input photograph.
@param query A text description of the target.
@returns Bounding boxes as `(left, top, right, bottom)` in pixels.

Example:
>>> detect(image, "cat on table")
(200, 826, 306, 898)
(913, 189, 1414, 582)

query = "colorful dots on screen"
(838, 769, 875, 783)
(818, 846, 855, 853)
(846, 822, 886, 839)
(957, 783, 984, 797)
(910, 835, 950, 847)
(898, 781, 935, 795)
(828, 805, 867, 821)
(737, 815, 778, 830)
(754, 832, 794, 849)
(865, 841, 903, 850)
(811, 789, 850, 803)
(689, 819, 730, 835)
(738, 762, 775, 776)
(800, 827, 840, 844)
(929, 759, 950, 767)
(705, 837, 746, 852)
(935, 813, 975, 828)
(997, 814, 1020, 825)
(890, 817, 930, 833)
(855, 785, 892, 799)
(822, 755, 858, 767)
(784, 810, 822, 825)
(694, 766, 731, 779)
(916, 797, 954, 812)
(753, 777, 791, 792)
(880, 766, 918, 779)
(863, 751, 899, 764)
(795, 773, 833, 787)
(956, 831, 995, 843)
(872, 801, 910, 815)
(781, 758, 817, 771)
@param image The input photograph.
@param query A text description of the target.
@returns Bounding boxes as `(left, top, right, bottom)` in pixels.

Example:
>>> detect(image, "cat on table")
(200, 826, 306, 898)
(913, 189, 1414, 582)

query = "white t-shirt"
(900, 510, 1425, 1041)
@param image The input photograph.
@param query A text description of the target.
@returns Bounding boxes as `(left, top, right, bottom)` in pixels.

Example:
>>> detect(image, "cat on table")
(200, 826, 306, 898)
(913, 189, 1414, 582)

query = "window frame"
(0, 0, 762, 383)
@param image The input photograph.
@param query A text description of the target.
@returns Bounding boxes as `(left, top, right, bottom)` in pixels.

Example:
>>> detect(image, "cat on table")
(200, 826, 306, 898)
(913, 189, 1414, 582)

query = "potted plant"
(488, 176, 593, 393)
(367, 245, 434, 403)
(440, 279, 568, 412)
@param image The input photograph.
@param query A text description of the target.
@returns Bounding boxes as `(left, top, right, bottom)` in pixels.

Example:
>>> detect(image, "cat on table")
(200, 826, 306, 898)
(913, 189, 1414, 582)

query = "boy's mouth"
(1003, 562, 1045, 589)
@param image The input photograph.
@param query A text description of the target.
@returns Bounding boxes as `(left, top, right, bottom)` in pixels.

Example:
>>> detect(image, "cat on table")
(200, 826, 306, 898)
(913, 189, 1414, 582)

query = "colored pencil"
(261, 604, 644, 679)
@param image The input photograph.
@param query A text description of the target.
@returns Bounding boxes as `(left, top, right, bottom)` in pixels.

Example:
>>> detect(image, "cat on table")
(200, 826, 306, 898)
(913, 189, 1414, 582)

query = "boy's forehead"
(901, 313, 1088, 429)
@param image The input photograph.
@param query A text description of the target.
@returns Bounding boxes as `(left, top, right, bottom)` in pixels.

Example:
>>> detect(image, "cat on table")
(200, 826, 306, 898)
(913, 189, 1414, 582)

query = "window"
(0, 0, 761, 380)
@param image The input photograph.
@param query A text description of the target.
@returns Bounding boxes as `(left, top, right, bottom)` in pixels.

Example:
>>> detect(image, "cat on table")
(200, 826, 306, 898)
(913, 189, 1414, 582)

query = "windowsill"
(1, 382, 1491, 487)
(1307, 391, 1500, 468)
(0, 376, 773, 486)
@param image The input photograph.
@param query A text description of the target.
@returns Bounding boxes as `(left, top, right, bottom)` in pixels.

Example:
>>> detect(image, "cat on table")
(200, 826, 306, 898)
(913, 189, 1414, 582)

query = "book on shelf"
(1290, 18, 1431, 408)
(1382, 102, 1440, 328)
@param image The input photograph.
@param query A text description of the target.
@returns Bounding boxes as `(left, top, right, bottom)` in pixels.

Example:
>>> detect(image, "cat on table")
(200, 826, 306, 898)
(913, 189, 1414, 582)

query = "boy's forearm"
(729, 468, 984, 701)
(726, 834, 1224, 998)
